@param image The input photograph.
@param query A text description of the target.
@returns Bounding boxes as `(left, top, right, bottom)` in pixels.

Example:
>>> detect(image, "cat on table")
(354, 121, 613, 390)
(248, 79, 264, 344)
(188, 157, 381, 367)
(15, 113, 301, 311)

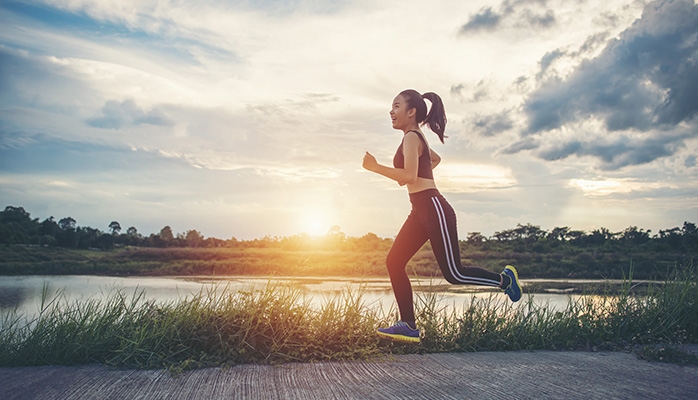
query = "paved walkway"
(1, 350, 697, 400)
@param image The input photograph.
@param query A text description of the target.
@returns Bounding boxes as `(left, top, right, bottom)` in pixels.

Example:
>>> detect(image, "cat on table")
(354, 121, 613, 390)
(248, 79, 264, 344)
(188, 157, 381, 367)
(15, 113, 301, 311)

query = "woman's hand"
(362, 150, 413, 185)
(362, 151, 378, 172)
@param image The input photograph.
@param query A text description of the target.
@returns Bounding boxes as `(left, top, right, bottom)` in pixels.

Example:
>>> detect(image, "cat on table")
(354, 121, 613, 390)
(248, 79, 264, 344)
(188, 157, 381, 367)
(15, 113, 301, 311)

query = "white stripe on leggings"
(431, 196, 500, 286)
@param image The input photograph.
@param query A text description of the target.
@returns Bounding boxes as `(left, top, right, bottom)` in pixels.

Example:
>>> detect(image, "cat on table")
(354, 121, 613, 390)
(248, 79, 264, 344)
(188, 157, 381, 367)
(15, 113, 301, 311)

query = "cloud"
(536, 131, 692, 170)
(459, 0, 555, 34)
(0, 132, 184, 173)
(470, 111, 515, 136)
(536, 49, 566, 79)
(451, 81, 492, 103)
(87, 99, 174, 130)
(459, 7, 502, 32)
(525, 0, 698, 133)
(685, 155, 697, 168)
(505, 0, 698, 169)
(500, 137, 539, 154)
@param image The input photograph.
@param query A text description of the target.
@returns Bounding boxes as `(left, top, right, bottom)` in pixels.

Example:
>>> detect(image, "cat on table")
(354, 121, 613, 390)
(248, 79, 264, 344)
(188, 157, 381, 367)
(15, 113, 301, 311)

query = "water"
(0, 275, 580, 323)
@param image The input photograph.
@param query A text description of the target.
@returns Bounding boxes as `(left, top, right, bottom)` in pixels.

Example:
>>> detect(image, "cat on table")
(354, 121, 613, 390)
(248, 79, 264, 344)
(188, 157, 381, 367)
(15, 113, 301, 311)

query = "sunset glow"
(1, 0, 696, 239)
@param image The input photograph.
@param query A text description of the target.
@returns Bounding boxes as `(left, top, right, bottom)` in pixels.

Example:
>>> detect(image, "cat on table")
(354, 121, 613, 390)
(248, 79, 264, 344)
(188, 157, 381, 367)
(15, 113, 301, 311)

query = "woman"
(362, 89, 522, 343)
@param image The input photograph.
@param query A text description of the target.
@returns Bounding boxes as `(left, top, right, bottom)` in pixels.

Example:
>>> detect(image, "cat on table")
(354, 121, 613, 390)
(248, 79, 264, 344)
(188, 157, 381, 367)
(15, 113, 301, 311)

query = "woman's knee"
(442, 274, 459, 284)
(385, 252, 406, 276)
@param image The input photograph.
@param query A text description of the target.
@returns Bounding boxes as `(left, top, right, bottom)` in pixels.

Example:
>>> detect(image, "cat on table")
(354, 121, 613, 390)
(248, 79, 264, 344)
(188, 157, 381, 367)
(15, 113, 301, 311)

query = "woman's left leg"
(376, 210, 428, 343)
(385, 210, 429, 326)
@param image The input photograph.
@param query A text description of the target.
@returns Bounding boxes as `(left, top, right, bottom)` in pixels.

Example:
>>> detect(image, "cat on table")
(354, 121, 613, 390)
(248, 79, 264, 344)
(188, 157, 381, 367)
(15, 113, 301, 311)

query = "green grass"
(1, 264, 696, 371)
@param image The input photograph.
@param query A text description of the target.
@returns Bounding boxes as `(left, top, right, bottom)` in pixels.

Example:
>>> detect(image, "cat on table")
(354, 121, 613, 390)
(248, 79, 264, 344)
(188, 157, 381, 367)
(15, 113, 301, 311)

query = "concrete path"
(1, 351, 697, 400)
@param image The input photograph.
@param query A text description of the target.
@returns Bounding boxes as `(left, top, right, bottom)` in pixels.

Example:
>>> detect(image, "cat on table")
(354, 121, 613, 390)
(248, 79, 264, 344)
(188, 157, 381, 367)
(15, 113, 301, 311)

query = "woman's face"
(390, 95, 414, 131)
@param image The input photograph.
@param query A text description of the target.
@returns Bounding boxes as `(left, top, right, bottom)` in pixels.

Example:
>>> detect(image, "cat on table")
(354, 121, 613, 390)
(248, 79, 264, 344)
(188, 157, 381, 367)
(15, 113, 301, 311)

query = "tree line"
(1, 205, 697, 253)
(0, 206, 391, 251)
(465, 222, 698, 253)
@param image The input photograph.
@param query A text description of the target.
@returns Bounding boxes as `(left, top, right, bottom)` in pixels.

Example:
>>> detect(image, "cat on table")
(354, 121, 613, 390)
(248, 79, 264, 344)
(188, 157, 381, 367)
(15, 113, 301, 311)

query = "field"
(1, 243, 695, 281)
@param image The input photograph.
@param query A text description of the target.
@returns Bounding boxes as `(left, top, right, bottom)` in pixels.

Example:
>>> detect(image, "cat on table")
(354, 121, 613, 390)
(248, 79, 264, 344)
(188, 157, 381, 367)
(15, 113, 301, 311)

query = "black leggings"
(386, 189, 502, 324)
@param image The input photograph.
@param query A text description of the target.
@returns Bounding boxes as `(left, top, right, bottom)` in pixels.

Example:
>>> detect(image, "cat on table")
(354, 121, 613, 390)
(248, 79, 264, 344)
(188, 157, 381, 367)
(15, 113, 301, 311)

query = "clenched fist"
(362, 151, 378, 172)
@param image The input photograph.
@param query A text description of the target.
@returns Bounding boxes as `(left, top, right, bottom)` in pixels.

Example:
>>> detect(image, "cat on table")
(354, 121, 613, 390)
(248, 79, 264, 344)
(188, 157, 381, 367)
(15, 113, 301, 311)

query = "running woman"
(362, 89, 522, 343)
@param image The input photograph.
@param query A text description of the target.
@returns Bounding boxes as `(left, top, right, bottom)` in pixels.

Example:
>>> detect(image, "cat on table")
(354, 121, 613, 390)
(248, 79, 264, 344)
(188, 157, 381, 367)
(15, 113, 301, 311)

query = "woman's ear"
(407, 107, 416, 120)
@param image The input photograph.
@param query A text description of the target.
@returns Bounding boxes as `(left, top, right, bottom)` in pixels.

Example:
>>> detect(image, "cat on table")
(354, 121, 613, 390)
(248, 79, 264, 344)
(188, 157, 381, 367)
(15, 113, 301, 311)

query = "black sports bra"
(392, 130, 433, 179)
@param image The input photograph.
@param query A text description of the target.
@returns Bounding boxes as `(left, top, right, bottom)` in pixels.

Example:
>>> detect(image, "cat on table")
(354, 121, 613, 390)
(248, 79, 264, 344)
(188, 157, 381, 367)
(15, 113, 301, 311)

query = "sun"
(303, 216, 328, 236)
(298, 211, 330, 236)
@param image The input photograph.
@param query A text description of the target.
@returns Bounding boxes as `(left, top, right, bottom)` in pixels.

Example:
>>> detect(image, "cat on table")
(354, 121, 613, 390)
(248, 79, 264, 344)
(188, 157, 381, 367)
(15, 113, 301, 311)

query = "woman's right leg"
(385, 211, 428, 326)
(426, 193, 503, 287)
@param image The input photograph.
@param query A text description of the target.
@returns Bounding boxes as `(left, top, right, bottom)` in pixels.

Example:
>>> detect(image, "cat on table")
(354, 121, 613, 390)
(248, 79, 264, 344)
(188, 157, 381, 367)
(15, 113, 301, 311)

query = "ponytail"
(421, 92, 447, 143)
(398, 89, 448, 143)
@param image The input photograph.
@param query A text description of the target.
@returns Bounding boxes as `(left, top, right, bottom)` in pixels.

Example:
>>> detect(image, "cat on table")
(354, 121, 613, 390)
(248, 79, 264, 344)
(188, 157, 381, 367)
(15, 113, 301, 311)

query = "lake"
(0, 275, 595, 325)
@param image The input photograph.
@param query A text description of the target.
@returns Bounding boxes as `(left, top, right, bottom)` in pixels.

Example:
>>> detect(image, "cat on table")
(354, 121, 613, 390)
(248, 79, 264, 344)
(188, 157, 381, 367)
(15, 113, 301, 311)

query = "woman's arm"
(363, 132, 421, 184)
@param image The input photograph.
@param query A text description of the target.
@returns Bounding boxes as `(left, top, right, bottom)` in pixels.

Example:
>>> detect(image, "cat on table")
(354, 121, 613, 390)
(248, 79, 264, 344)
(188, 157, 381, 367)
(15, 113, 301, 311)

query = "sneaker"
(377, 321, 420, 343)
(502, 265, 522, 302)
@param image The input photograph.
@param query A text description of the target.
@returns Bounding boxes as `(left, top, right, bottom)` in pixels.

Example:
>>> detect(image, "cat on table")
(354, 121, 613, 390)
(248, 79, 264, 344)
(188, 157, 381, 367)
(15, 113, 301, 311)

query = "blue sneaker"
(502, 265, 522, 302)
(377, 321, 420, 343)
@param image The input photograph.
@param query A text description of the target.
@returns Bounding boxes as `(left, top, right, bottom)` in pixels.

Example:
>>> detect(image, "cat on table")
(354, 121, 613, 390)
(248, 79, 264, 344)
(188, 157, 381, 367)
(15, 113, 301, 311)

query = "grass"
(1, 264, 696, 371)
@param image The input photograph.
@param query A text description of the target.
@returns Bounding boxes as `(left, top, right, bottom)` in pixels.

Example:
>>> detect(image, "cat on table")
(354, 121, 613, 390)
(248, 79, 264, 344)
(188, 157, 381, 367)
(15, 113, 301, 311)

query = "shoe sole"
(504, 265, 522, 302)
(376, 330, 420, 343)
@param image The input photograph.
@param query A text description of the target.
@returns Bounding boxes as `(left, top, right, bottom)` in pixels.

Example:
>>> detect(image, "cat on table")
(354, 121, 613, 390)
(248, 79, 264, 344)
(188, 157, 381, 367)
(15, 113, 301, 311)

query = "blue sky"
(1, 0, 697, 240)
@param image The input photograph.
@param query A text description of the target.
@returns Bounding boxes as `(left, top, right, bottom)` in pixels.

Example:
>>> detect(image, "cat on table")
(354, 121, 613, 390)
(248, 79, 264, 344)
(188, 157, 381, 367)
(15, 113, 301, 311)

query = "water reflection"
(0, 287, 29, 310)
(0, 275, 580, 323)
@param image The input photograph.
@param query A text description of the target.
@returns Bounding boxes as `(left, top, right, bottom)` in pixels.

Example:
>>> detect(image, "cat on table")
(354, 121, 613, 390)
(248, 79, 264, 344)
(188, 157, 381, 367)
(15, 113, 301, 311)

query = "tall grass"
(0, 281, 387, 370)
(418, 263, 697, 354)
(1, 264, 696, 370)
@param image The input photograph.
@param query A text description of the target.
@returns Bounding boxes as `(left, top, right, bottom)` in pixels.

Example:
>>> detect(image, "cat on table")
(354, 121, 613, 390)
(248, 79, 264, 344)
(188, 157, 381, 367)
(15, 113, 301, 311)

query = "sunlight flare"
(435, 163, 516, 193)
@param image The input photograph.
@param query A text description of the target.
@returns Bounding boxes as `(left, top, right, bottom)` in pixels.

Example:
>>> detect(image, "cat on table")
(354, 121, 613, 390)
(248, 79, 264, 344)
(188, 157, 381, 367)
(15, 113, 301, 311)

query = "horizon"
(3, 203, 694, 241)
(1, 0, 697, 241)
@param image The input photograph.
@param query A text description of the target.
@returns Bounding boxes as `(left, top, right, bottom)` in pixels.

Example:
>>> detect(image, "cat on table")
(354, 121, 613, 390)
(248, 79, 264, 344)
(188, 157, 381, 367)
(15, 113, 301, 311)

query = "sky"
(1, 0, 697, 240)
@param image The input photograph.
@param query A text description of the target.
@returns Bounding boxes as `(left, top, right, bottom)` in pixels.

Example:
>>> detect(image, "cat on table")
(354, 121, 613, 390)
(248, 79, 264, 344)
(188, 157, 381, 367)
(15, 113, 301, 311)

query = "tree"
(0, 206, 39, 244)
(586, 228, 613, 246)
(326, 225, 346, 249)
(682, 221, 698, 247)
(466, 232, 486, 244)
(159, 226, 174, 247)
(548, 227, 570, 242)
(514, 223, 545, 243)
(77, 227, 101, 249)
(352, 232, 386, 251)
(58, 217, 76, 231)
(126, 226, 138, 236)
(56, 217, 78, 247)
(0, 206, 31, 223)
(40, 217, 60, 237)
(620, 226, 651, 245)
(109, 221, 122, 235)
(185, 229, 203, 247)
(96, 233, 114, 249)
(566, 230, 585, 243)
(493, 228, 516, 242)
(682, 221, 697, 236)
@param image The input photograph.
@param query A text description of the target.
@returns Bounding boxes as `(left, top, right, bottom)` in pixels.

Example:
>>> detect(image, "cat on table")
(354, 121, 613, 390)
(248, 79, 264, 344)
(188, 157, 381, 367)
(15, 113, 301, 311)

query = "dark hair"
(399, 89, 447, 143)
